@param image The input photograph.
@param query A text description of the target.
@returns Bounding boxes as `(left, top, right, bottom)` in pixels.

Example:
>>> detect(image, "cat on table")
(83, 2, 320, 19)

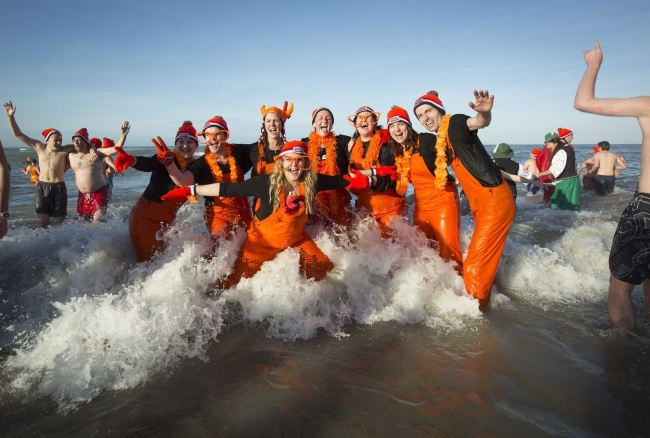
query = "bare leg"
(38, 213, 50, 228)
(608, 275, 636, 330)
(53, 216, 65, 225)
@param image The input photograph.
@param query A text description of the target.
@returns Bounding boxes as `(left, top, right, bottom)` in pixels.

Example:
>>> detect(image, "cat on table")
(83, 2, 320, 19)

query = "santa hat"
(386, 106, 411, 127)
(312, 107, 334, 125)
(102, 137, 115, 148)
(277, 140, 308, 158)
(531, 148, 540, 157)
(42, 128, 60, 142)
(175, 121, 198, 143)
(203, 116, 229, 132)
(260, 101, 294, 122)
(90, 138, 102, 148)
(413, 90, 446, 116)
(557, 127, 573, 139)
(72, 128, 90, 145)
(593, 146, 600, 153)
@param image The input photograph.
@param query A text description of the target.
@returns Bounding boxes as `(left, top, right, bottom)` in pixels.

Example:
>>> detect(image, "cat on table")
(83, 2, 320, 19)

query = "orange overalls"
(449, 140, 515, 308)
(222, 187, 334, 288)
(129, 195, 185, 262)
(409, 152, 463, 270)
(349, 133, 405, 236)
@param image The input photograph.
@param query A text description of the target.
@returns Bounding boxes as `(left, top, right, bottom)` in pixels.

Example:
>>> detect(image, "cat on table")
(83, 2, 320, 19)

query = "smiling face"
(174, 138, 198, 159)
(72, 136, 88, 152)
(312, 110, 333, 137)
(281, 153, 309, 184)
(264, 113, 284, 141)
(415, 104, 442, 133)
(47, 133, 63, 151)
(388, 121, 410, 145)
(204, 126, 228, 155)
(355, 111, 377, 138)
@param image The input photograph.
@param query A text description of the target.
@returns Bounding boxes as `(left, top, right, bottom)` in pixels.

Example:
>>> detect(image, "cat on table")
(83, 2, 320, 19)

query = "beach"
(1, 143, 649, 437)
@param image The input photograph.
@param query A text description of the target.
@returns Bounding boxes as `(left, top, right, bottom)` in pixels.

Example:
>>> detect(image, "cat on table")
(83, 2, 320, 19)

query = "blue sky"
(1, 0, 649, 148)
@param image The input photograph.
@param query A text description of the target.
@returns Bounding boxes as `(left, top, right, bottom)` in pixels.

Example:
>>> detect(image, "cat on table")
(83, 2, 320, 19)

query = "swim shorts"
(609, 192, 650, 285)
(77, 185, 109, 220)
(35, 181, 67, 217)
(595, 175, 616, 196)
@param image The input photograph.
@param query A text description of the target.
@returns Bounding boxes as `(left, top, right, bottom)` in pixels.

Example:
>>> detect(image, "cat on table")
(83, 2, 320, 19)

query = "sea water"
(1, 144, 649, 437)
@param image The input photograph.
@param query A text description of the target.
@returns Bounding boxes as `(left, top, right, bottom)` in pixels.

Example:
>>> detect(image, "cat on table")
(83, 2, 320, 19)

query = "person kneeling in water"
(162, 140, 396, 287)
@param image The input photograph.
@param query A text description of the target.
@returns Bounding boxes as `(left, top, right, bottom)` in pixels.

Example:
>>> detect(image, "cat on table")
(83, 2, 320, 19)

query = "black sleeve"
(315, 174, 349, 192)
(336, 135, 351, 172)
(218, 173, 270, 199)
(132, 154, 166, 173)
(378, 144, 396, 166)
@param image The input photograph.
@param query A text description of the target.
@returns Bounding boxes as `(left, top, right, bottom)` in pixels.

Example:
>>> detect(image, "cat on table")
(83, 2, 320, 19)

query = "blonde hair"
(269, 158, 317, 215)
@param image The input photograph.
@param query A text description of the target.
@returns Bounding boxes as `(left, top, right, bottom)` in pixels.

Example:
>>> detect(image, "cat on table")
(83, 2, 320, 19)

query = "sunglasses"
(197, 130, 230, 144)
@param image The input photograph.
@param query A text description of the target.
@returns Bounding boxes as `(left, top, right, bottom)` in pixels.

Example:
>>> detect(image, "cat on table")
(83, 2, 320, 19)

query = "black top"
(132, 155, 180, 202)
(218, 173, 349, 221)
(556, 145, 577, 180)
(447, 114, 503, 187)
(493, 157, 520, 198)
(186, 146, 253, 206)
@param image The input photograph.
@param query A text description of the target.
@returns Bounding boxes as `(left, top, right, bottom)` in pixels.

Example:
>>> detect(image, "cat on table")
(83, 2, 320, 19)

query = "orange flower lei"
(172, 149, 194, 172)
(434, 114, 453, 190)
(394, 146, 413, 196)
(172, 149, 196, 201)
(204, 144, 241, 182)
(349, 131, 383, 170)
(308, 131, 339, 175)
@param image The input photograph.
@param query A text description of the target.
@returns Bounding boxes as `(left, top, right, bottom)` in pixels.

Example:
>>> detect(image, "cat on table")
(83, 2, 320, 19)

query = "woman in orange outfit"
(114, 121, 199, 262)
(162, 141, 395, 287)
(163, 116, 253, 240)
(347, 106, 402, 236)
(384, 106, 463, 271)
(413, 90, 515, 311)
(303, 107, 353, 228)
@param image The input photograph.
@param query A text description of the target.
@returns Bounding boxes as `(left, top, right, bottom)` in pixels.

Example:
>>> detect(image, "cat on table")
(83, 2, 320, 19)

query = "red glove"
(372, 165, 397, 180)
(114, 147, 136, 173)
(161, 185, 195, 202)
(285, 191, 305, 212)
(379, 128, 391, 143)
(343, 169, 371, 190)
(151, 136, 174, 166)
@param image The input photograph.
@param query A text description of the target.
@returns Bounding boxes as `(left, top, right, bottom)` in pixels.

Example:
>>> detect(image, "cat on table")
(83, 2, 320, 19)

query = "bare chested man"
(68, 128, 116, 222)
(575, 40, 650, 331)
(577, 140, 627, 195)
(4, 100, 97, 227)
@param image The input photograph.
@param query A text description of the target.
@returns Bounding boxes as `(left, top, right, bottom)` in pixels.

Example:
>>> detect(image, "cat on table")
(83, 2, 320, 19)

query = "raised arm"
(151, 136, 196, 186)
(3, 101, 43, 149)
(574, 41, 650, 118)
(466, 90, 494, 131)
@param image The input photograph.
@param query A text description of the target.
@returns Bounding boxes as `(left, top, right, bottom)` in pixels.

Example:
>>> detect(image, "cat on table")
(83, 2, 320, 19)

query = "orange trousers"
(452, 160, 516, 308)
(129, 195, 184, 262)
(222, 193, 333, 288)
(314, 188, 353, 228)
(204, 198, 251, 238)
(353, 188, 405, 237)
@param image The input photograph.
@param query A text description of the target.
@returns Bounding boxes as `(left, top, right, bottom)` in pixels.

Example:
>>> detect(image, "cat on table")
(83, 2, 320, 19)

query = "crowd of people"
(0, 41, 648, 328)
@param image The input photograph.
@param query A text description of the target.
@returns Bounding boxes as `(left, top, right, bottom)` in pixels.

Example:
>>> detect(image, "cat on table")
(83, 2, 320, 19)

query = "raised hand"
(467, 89, 494, 114)
(3, 101, 16, 117)
(343, 169, 371, 190)
(121, 121, 131, 135)
(151, 136, 174, 166)
(114, 146, 136, 173)
(584, 40, 603, 68)
(161, 186, 192, 202)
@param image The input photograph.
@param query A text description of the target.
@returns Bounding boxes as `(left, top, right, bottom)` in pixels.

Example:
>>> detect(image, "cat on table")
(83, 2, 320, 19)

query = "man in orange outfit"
(413, 90, 516, 311)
